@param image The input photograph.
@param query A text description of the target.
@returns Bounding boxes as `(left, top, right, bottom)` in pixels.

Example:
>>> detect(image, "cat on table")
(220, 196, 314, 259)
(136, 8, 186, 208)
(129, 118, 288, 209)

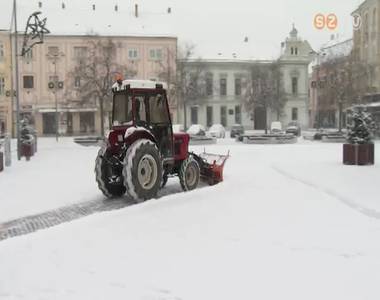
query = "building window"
(0, 77, 5, 95)
(149, 48, 162, 60)
(48, 46, 59, 56)
(191, 107, 198, 124)
(220, 77, 227, 96)
(292, 107, 298, 121)
(73, 46, 87, 58)
(235, 105, 241, 124)
(291, 47, 294, 55)
(206, 73, 213, 96)
(0, 43, 4, 60)
(295, 47, 298, 55)
(128, 49, 138, 59)
(292, 77, 298, 95)
(189, 72, 198, 97)
(23, 75, 34, 89)
(74, 76, 81, 88)
(220, 106, 227, 127)
(235, 77, 242, 96)
(206, 106, 213, 127)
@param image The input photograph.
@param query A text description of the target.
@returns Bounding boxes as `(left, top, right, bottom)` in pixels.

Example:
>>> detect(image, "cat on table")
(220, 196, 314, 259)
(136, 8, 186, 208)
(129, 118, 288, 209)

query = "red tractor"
(95, 80, 229, 202)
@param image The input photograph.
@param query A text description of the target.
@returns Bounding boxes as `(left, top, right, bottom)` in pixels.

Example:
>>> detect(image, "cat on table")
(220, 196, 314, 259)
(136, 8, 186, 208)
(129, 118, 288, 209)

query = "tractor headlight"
(117, 134, 123, 142)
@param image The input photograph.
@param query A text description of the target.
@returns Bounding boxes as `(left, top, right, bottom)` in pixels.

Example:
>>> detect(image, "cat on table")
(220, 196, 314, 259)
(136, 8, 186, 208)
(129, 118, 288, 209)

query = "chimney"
(135, 4, 138, 17)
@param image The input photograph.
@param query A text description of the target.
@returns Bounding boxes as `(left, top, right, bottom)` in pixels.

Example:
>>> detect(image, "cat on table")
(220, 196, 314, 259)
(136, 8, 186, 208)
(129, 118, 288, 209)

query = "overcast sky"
(0, 0, 364, 59)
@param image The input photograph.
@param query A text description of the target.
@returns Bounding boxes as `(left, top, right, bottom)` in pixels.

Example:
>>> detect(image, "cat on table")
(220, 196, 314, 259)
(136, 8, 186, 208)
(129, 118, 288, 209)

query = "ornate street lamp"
(12, 0, 49, 159)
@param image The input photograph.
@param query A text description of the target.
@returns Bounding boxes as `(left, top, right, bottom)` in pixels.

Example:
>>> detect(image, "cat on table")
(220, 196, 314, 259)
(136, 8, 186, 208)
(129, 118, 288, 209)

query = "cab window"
(113, 94, 132, 125)
(148, 94, 170, 124)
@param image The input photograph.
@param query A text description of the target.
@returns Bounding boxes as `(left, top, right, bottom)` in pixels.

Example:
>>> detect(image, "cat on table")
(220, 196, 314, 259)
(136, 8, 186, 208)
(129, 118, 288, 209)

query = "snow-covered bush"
(347, 106, 375, 144)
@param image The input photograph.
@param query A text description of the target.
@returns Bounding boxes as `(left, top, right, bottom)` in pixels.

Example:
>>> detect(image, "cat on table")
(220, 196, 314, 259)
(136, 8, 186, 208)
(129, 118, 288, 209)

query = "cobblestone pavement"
(0, 198, 134, 242)
(0, 182, 185, 243)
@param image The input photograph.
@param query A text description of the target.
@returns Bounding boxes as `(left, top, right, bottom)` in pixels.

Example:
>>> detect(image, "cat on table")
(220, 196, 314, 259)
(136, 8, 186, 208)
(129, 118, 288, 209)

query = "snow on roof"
(5, 0, 352, 61)
(0, 0, 289, 60)
(320, 35, 353, 62)
(112, 80, 168, 91)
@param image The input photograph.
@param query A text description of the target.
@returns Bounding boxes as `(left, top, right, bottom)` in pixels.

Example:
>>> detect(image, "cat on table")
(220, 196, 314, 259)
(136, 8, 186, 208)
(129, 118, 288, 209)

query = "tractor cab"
(111, 80, 174, 158)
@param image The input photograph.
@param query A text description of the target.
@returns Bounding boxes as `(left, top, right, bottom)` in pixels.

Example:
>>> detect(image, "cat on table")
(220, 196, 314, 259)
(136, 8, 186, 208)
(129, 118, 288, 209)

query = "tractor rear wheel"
(95, 144, 126, 198)
(179, 155, 200, 191)
(123, 139, 162, 202)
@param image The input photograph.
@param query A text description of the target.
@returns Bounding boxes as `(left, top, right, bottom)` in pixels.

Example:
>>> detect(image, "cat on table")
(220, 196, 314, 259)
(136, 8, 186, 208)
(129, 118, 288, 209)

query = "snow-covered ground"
(0, 138, 380, 300)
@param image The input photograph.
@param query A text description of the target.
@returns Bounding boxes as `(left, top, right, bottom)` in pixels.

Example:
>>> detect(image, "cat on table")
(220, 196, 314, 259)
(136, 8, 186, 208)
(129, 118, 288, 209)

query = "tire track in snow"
(271, 165, 380, 220)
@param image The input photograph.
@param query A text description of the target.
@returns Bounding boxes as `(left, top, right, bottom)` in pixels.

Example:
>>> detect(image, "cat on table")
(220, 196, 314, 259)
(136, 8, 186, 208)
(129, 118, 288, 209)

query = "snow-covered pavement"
(0, 138, 379, 300)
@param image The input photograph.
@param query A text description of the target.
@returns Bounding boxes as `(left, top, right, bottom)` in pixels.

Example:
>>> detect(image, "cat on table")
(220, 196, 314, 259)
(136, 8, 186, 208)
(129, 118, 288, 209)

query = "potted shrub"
(343, 106, 375, 166)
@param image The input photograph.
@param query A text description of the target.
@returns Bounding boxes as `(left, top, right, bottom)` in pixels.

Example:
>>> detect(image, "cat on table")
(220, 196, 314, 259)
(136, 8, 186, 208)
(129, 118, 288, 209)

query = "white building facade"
(180, 27, 313, 131)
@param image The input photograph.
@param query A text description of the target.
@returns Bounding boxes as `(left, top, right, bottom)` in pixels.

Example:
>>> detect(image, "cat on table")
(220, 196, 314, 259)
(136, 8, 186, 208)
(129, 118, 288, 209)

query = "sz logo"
(314, 13, 338, 30)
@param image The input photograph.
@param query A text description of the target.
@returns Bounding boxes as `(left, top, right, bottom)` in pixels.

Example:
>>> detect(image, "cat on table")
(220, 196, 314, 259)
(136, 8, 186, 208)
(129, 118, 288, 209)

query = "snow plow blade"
(192, 150, 230, 185)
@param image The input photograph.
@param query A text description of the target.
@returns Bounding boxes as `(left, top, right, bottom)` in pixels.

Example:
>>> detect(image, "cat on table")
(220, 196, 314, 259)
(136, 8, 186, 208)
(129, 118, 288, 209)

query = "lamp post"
(12, 0, 21, 160)
(46, 52, 64, 142)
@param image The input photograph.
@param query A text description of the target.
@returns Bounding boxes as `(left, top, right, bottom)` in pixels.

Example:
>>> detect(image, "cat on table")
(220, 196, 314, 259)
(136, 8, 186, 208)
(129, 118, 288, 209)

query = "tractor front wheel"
(179, 155, 200, 191)
(123, 139, 162, 202)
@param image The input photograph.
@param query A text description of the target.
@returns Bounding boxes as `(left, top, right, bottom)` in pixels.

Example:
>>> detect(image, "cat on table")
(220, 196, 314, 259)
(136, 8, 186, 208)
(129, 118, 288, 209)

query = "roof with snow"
(0, 0, 294, 60)
(1, 0, 355, 60)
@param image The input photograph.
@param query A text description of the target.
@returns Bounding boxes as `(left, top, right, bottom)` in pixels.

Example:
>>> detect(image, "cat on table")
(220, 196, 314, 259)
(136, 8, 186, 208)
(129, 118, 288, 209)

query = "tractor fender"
(124, 126, 157, 147)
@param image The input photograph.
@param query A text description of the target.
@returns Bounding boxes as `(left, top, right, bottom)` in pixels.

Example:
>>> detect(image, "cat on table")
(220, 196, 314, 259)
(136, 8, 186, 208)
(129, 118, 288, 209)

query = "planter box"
(21, 143, 34, 159)
(343, 143, 375, 166)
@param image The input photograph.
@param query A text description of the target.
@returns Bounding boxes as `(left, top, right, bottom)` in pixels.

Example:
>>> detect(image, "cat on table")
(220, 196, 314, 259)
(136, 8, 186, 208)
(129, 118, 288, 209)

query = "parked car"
(270, 121, 282, 134)
(285, 121, 301, 136)
(208, 124, 226, 138)
(172, 124, 185, 133)
(230, 124, 245, 138)
(187, 124, 206, 136)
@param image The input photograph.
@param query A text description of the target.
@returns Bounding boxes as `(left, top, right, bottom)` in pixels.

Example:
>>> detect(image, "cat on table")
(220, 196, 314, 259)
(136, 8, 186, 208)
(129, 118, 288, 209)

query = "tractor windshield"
(112, 93, 132, 126)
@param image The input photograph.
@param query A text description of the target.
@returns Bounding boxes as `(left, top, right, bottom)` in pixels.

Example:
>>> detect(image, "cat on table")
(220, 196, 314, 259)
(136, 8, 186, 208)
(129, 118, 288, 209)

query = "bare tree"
(158, 44, 206, 129)
(243, 61, 287, 133)
(318, 54, 373, 130)
(67, 38, 136, 136)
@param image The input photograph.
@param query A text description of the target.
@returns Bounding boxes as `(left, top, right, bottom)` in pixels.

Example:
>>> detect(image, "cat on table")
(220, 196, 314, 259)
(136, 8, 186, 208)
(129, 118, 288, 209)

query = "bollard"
(4, 134, 11, 167)
(0, 151, 3, 172)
